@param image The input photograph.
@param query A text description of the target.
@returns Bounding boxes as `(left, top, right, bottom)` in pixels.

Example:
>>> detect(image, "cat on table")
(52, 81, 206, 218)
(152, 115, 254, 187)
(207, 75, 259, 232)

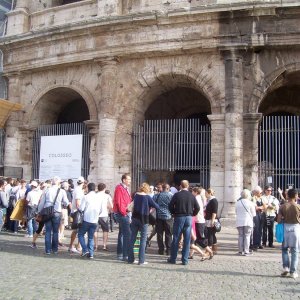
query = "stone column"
(6, 1, 29, 36)
(222, 49, 244, 217)
(98, 118, 118, 191)
(207, 114, 225, 216)
(84, 120, 99, 183)
(96, 58, 119, 191)
(243, 113, 263, 190)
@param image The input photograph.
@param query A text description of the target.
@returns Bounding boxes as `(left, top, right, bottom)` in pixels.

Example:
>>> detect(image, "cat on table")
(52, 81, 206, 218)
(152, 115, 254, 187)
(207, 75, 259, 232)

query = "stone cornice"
(1, 5, 300, 75)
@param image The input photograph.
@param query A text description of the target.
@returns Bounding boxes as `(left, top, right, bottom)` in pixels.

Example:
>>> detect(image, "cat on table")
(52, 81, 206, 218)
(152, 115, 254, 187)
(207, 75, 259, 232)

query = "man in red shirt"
(113, 173, 132, 261)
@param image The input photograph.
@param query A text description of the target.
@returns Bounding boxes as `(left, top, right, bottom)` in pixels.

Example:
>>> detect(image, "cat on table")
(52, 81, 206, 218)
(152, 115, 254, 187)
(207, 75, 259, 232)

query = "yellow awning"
(0, 98, 22, 128)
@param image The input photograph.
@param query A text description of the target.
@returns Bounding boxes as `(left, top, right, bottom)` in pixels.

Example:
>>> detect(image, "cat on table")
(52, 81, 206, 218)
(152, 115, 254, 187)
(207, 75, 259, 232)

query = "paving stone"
(0, 226, 299, 300)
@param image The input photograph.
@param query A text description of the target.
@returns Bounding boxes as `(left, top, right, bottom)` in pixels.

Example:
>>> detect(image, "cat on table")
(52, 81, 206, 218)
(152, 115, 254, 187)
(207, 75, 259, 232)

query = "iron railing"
(259, 115, 300, 191)
(132, 118, 211, 190)
(32, 123, 90, 180)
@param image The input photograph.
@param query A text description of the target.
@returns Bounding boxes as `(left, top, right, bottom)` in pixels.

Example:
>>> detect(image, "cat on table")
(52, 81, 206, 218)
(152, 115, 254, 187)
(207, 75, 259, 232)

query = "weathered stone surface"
(1, 1, 300, 216)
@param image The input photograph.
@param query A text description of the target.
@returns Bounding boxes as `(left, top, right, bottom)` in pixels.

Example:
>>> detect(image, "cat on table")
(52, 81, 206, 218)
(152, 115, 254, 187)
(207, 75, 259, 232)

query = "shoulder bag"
(71, 209, 84, 229)
(36, 188, 60, 223)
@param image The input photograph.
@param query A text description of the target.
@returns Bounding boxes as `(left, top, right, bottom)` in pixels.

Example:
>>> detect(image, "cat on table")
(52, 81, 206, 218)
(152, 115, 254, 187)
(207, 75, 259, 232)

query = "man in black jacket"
(168, 180, 200, 265)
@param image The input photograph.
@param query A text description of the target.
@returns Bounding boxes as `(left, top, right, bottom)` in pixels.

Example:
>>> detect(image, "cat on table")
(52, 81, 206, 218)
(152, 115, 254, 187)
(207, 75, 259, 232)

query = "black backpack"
(8, 193, 17, 209)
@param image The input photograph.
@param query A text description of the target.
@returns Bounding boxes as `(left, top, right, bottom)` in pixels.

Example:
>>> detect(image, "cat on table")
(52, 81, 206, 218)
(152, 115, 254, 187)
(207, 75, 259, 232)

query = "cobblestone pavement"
(0, 225, 299, 300)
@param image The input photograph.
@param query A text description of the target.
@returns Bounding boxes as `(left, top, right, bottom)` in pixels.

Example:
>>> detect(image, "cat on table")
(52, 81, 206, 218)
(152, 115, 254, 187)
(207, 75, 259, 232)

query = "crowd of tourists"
(0, 174, 299, 279)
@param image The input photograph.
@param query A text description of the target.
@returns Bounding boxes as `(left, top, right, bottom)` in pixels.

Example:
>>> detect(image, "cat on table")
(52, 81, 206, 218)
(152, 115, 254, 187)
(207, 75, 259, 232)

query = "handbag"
(25, 205, 37, 220)
(275, 222, 284, 243)
(37, 188, 60, 223)
(71, 210, 84, 229)
(214, 219, 221, 232)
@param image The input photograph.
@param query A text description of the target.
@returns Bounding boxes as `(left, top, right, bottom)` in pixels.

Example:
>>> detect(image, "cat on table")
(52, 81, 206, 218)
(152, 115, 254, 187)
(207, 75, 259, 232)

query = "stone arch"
(24, 81, 98, 126)
(248, 62, 300, 113)
(136, 65, 223, 116)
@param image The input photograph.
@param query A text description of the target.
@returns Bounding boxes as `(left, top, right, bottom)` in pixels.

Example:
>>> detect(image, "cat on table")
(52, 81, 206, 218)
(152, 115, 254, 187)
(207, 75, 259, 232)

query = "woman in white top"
(192, 187, 213, 259)
(235, 189, 256, 256)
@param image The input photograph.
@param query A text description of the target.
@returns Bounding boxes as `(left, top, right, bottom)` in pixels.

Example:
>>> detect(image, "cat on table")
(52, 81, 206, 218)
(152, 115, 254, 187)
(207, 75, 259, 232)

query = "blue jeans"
(282, 246, 299, 274)
(78, 221, 97, 257)
(27, 218, 37, 236)
(0, 209, 3, 230)
(115, 213, 131, 260)
(128, 218, 148, 264)
(170, 216, 192, 264)
(45, 214, 61, 254)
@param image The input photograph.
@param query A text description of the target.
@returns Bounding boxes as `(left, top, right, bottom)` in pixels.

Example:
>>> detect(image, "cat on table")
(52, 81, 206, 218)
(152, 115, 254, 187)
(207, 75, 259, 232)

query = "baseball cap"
(31, 180, 38, 187)
(77, 176, 85, 184)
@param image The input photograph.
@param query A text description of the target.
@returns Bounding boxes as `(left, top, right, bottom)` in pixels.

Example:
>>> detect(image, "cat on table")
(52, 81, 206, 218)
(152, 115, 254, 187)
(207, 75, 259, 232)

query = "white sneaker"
(139, 261, 148, 265)
(69, 247, 80, 254)
(290, 272, 299, 279)
(25, 234, 33, 238)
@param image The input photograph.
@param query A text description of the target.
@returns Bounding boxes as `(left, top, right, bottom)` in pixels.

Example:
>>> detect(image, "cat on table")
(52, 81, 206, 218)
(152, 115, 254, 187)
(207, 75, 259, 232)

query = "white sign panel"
(39, 135, 83, 181)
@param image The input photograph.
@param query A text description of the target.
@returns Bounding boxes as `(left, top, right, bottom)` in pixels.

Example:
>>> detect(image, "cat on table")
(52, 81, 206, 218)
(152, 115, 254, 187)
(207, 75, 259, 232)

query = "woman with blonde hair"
(192, 187, 213, 259)
(128, 182, 159, 265)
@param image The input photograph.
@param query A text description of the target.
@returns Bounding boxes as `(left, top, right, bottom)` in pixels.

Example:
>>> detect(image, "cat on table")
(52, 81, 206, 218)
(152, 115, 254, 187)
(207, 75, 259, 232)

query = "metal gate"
(132, 119, 211, 190)
(32, 123, 90, 180)
(259, 116, 300, 190)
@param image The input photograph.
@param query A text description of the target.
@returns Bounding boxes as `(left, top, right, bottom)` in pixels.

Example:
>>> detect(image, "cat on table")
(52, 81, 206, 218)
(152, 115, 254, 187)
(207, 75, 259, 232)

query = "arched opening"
(133, 87, 212, 189)
(31, 87, 90, 126)
(145, 87, 211, 124)
(258, 72, 300, 191)
(32, 87, 91, 180)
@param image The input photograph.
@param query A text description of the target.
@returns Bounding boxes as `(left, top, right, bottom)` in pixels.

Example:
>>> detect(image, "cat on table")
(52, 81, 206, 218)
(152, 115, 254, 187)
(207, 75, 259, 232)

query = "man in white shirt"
(38, 176, 69, 254)
(68, 176, 85, 253)
(94, 183, 113, 251)
(261, 186, 280, 248)
(26, 181, 42, 238)
(78, 183, 102, 259)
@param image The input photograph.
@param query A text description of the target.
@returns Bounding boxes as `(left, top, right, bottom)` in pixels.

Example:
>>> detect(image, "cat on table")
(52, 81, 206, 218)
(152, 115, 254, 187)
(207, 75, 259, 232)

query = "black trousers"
(156, 218, 173, 253)
(262, 215, 275, 246)
(206, 226, 217, 247)
(195, 223, 208, 248)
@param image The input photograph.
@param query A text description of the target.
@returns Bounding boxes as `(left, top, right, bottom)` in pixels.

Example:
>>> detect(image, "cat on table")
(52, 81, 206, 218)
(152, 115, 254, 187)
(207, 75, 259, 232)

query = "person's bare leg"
(103, 231, 108, 249)
(69, 230, 77, 249)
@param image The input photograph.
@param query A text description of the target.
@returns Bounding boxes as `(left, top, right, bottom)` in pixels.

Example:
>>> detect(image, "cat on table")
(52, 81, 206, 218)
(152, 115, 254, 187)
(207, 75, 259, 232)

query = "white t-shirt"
(262, 195, 280, 217)
(26, 188, 42, 207)
(97, 191, 113, 218)
(195, 194, 205, 223)
(80, 191, 102, 223)
(72, 185, 85, 213)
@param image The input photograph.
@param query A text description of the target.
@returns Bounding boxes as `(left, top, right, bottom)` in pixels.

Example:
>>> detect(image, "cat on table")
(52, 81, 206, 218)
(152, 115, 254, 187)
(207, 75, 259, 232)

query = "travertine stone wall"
(207, 114, 225, 213)
(223, 50, 244, 215)
(2, 3, 300, 215)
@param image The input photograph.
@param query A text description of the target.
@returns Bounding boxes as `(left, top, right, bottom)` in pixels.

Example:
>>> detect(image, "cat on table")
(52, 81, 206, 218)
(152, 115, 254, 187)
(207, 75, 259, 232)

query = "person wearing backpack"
(278, 188, 300, 279)
(0, 179, 8, 232)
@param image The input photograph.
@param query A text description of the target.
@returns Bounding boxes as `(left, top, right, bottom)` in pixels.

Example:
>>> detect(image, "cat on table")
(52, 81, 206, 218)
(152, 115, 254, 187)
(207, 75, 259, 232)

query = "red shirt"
(113, 184, 131, 216)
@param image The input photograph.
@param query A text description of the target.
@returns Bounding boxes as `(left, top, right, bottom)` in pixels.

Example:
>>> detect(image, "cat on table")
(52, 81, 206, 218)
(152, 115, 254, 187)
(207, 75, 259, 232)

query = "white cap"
(31, 180, 38, 188)
(52, 176, 61, 184)
(77, 176, 85, 184)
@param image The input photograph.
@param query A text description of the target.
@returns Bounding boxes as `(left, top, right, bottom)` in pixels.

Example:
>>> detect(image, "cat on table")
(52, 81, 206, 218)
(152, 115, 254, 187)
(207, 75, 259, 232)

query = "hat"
(31, 180, 38, 188)
(52, 176, 61, 184)
(77, 176, 85, 184)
